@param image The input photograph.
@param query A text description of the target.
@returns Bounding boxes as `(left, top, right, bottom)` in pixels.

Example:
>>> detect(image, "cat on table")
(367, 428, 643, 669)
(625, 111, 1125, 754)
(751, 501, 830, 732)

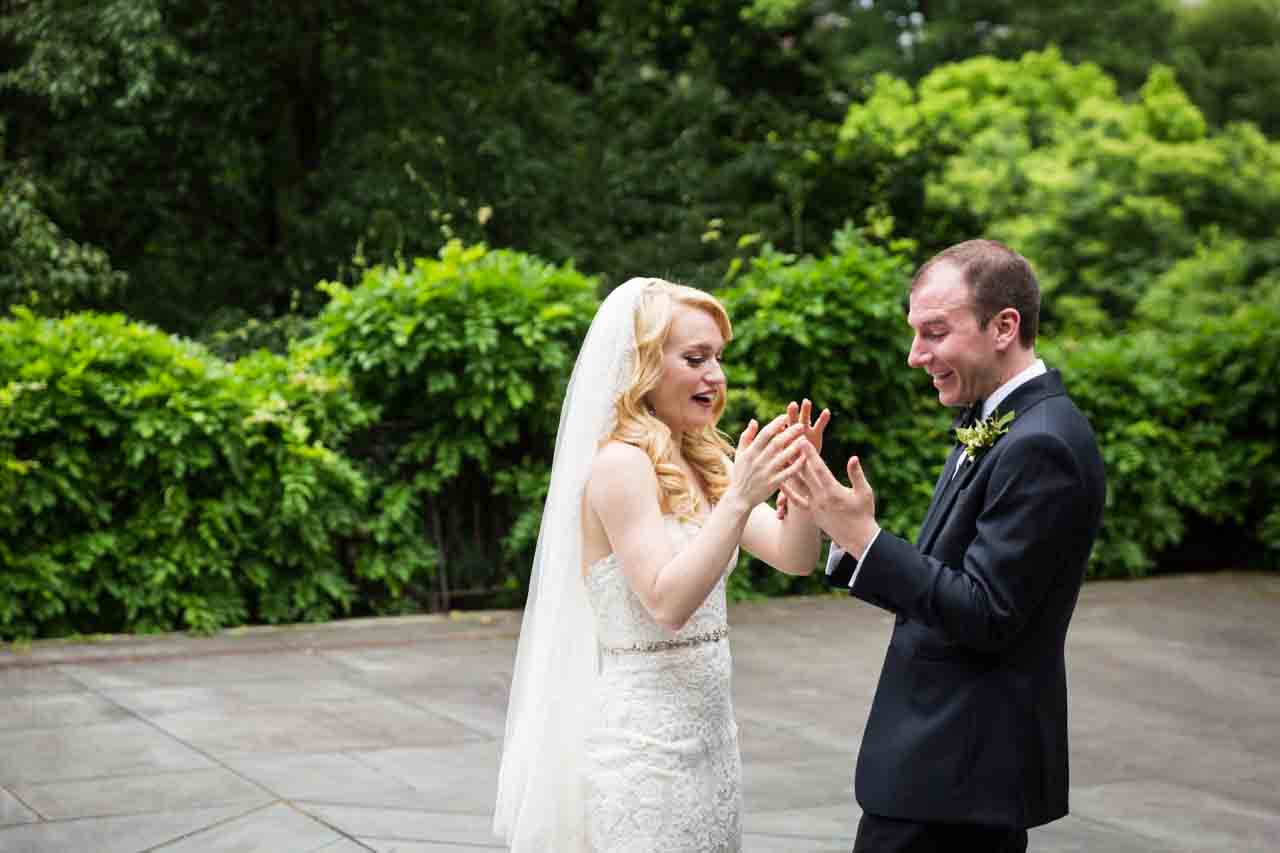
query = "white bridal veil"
(493, 277, 653, 852)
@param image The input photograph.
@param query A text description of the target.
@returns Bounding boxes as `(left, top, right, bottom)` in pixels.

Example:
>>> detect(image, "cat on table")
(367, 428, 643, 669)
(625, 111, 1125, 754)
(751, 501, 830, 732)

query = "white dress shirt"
(950, 358, 1047, 480)
(824, 358, 1048, 589)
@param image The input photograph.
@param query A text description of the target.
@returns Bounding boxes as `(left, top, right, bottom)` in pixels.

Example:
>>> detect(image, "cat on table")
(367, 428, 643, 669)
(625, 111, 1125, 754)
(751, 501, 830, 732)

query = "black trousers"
(853, 812, 1028, 853)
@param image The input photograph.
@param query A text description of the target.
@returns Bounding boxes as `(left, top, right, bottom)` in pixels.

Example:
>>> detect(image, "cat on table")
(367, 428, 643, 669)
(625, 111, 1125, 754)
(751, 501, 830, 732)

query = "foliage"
(521, 0, 864, 285)
(1171, 0, 1280, 136)
(836, 49, 1280, 327)
(0, 169, 126, 313)
(0, 0, 847, 331)
(308, 241, 599, 611)
(0, 1, 580, 330)
(1140, 253, 1280, 570)
(0, 309, 370, 640)
(1, 231, 1276, 638)
(200, 310, 317, 362)
(1, 3, 1277, 635)
(1, 0, 1269, 334)
(785, 0, 1177, 93)
(1043, 332, 1229, 578)
(1044, 276, 1280, 576)
(1037, 233, 1280, 576)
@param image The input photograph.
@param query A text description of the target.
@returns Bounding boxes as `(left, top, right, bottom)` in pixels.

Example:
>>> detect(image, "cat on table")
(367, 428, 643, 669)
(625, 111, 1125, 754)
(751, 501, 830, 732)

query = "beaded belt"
(602, 626, 729, 655)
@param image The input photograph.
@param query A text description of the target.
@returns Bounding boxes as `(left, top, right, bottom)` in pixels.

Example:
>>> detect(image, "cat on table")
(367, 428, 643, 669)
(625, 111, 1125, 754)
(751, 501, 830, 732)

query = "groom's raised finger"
(846, 455, 871, 491)
(798, 437, 827, 465)
(802, 441, 843, 489)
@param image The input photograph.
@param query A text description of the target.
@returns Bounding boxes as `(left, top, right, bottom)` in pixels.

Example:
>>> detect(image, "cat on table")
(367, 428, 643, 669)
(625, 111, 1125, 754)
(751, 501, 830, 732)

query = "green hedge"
(2, 237, 1275, 640)
(0, 242, 598, 640)
(308, 241, 599, 612)
(0, 310, 370, 639)
(1045, 245, 1280, 577)
(1043, 332, 1231, 577)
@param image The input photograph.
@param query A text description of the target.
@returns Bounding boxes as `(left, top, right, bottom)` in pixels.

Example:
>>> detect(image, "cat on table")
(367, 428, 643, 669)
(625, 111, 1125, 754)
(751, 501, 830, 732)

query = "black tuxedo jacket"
(828, 369, 1105, 829)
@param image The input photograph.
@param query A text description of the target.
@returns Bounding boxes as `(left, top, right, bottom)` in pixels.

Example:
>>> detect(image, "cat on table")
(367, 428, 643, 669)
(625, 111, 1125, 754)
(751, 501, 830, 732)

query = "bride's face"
(647, 304, 727, 436)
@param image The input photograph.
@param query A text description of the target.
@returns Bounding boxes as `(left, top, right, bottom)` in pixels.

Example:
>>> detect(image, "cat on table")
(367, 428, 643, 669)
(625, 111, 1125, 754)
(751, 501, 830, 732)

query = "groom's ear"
(991, 307, 1021, 351)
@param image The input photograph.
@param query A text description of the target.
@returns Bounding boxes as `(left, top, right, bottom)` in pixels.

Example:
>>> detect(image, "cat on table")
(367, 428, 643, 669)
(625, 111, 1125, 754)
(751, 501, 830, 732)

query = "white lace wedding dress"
(582, 515, 742, 853)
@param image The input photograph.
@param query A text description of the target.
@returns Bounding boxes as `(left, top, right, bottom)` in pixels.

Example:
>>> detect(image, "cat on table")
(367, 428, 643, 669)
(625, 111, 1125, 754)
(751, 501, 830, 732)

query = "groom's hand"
(782, 442, 879, 556)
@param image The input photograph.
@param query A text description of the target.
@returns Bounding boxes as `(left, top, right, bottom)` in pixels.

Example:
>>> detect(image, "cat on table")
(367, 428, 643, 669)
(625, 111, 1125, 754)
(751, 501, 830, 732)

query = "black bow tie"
(954, 400, 984, 432)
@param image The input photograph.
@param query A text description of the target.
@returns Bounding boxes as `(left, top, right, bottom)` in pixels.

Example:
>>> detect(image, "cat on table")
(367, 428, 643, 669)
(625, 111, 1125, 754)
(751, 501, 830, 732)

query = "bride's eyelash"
(685, 353, 724, 367)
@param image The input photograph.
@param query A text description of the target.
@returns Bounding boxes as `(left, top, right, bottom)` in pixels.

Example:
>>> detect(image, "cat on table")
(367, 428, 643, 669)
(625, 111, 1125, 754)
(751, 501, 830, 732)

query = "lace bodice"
(584, 515, 736, 652)
(580, 515, 742, 852)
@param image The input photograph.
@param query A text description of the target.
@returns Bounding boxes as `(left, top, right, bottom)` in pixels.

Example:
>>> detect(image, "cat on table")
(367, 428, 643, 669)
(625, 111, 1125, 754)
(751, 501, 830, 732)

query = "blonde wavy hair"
(606, 279, 735, 521)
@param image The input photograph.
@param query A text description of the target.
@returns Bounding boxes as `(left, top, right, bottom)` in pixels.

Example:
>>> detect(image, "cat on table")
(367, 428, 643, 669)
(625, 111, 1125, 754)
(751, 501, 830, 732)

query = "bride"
(494, 277, 830, 852)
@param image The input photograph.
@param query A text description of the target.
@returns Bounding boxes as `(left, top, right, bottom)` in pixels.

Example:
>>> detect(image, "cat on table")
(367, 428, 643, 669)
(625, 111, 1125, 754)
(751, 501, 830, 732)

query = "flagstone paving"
(0, 571, 1277, 852)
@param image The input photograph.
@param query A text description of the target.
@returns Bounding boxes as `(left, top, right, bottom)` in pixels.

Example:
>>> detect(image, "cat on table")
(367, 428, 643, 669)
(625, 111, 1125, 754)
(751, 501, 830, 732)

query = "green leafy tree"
(836, 49, 1280, 326)
(769, 0, 1176, 91)
(0, 0, 874, 330)
(1172, 0, 1280, 136)
(0, 169, 127, 313)
(0, 1, 593, 332)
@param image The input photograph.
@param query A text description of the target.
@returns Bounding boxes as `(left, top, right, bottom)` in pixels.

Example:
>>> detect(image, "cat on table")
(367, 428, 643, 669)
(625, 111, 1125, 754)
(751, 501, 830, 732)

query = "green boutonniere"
(955, 410, 1016, 461)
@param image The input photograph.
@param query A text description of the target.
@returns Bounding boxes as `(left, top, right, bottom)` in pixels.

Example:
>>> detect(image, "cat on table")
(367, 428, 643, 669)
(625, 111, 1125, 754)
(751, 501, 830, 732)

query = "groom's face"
(906, 263, 1002, 408)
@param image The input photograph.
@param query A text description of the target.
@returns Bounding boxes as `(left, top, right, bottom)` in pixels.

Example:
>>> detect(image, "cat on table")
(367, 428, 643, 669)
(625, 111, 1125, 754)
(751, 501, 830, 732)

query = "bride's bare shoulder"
(582, 443, 658, 571)
(594, 440, 649, 467)
(587, 442, 655, 503)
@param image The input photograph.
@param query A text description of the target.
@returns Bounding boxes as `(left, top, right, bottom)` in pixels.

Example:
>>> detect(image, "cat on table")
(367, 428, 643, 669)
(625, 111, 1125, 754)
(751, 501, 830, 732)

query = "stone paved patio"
(1, 571, 1277, 852)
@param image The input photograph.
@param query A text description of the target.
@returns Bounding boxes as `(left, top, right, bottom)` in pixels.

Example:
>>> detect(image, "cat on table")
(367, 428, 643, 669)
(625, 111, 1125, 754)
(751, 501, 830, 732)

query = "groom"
(786, 239, 1106, 851)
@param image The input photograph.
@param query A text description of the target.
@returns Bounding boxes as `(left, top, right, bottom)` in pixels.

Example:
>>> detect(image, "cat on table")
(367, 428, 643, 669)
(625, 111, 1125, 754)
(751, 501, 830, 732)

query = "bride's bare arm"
(586, 416, 805, 632)
(739, 498, 822, 576)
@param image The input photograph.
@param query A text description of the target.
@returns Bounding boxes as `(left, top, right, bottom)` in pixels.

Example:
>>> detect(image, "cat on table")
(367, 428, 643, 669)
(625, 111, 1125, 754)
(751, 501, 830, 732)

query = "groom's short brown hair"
(911, 239, 1040, 348)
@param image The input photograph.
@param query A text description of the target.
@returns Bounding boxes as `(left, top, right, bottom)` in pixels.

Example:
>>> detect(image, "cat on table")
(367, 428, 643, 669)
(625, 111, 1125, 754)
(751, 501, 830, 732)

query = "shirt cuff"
(823, 542, 846, 577)
(824, 527, 882, 589)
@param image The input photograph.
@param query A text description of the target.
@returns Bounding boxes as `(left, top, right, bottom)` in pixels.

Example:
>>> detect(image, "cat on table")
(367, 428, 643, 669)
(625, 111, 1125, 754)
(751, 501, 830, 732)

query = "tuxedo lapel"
(916, 444, 964, 547)
(920, 449, 980, 553)
(915, 370, 1070, 554)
